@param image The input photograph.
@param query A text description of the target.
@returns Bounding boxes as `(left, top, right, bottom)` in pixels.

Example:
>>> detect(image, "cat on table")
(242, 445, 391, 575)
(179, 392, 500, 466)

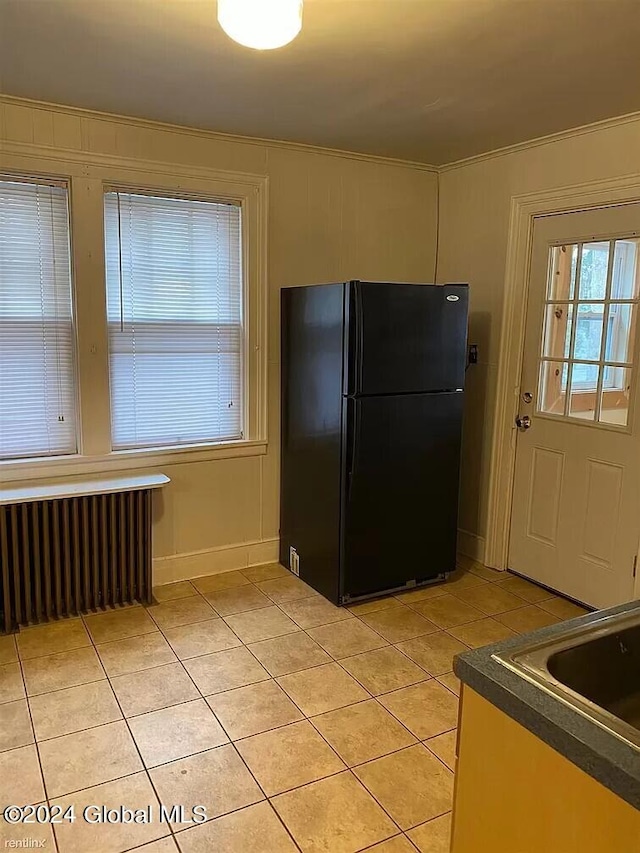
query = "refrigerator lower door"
(342, 391, 463, 601)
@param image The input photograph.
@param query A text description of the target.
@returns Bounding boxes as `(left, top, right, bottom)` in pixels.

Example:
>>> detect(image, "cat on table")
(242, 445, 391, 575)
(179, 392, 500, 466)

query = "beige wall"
(0, 99, 438, 580)
(437, 115, 640, 556)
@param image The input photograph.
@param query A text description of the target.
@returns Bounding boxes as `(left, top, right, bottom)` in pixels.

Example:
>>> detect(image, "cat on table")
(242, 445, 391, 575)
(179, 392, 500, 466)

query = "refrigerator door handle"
(347, 399, 360, 503)
(351, 282, 364, 396)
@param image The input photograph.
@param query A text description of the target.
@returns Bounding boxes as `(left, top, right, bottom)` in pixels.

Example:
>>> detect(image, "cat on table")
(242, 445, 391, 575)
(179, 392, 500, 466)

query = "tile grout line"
(358, 832, 420, 853)
(122, 836, 179, 853)
(14, 643, 61, 853)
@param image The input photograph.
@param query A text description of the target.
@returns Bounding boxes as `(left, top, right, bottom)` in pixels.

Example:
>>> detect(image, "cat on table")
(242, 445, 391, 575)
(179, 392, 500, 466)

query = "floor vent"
(0, 489, 154, 634)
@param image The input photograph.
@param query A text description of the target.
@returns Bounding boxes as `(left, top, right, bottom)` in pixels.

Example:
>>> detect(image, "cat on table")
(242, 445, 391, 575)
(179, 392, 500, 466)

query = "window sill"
(0, 439, 268, 483)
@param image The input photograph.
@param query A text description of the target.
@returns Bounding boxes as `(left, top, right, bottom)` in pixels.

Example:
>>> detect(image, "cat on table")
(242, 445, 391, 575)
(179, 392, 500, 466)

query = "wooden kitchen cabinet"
(451, 687, 640, 853)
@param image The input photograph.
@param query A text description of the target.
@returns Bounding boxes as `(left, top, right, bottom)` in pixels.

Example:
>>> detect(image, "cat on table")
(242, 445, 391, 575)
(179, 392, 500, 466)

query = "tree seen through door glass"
(574, 303, 604, 363)
(538, 360, 568, 416)
(542, 303, 573, 360)
(547, 244, 578, 300)
(578, 242, 609, 300)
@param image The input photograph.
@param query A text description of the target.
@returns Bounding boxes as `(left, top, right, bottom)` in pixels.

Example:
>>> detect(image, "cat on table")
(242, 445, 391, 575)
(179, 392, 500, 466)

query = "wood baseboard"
(155, 531, 487, 586)
(153, 537, 279, 585)
(457, 528, 486, 563)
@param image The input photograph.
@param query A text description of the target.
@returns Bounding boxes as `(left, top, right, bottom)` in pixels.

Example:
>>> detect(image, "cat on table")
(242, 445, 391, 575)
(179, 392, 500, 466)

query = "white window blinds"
(0, 179, 77, 460)
(104, 191, 244, 450)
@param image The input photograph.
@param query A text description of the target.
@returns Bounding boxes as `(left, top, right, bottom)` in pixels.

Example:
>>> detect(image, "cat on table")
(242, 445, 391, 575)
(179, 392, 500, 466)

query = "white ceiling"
(2, 0, 640, 165)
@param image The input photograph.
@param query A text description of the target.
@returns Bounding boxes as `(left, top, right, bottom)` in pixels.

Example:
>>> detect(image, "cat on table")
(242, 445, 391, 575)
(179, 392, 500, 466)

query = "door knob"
(515, 414, 532, 431)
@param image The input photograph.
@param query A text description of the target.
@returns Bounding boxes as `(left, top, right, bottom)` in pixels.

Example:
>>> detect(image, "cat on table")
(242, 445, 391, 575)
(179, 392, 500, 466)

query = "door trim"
(484, 173, 640, 602)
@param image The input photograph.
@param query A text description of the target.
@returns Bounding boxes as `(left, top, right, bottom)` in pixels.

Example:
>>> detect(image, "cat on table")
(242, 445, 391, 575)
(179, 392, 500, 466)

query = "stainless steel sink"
(493, 604, 640, 751)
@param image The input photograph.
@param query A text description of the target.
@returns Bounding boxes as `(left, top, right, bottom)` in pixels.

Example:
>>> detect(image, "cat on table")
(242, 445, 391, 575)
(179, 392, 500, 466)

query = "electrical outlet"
(289, 546, 300, 577)
(468, 344, 479, 366)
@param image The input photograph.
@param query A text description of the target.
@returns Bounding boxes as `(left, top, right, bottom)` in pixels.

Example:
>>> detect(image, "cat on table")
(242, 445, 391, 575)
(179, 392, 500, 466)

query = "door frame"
(484, 172, 640, 602)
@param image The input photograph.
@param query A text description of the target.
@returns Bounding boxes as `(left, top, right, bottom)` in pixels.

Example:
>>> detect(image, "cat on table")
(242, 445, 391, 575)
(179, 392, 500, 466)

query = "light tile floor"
(0, 559, 589, 853)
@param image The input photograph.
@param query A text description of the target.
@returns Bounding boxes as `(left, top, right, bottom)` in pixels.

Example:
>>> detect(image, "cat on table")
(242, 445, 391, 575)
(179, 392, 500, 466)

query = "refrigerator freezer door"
(347, 282, 468, 395)
(342, 391, 463, 600)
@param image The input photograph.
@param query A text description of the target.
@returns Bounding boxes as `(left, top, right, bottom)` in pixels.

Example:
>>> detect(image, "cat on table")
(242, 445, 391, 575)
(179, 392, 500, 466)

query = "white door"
(509, 203, 640, 609)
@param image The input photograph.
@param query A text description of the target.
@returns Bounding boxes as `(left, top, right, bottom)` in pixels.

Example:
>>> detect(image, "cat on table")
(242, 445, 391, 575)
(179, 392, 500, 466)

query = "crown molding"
(1, 139, 270, 188)
(3, 94, 639, 179)
(0, 95, 439, 174)
(439, 109, 640, 172)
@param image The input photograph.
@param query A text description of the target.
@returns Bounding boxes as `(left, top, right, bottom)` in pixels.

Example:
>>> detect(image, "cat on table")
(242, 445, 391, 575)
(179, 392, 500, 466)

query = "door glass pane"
(611, 239, 639, 299)
(543, 303, 573, 359)
(578, 241, 610, 300)
(604, 303, 635, 364)
(570, 360, 599, 391)
(574, 304, 605, 362)
(602, 363, 628, 391)
(599, 366, 631, 426)
(568, 363, 599, 421)
(538, 360, 568, 415)
(548, 244, 578, 300)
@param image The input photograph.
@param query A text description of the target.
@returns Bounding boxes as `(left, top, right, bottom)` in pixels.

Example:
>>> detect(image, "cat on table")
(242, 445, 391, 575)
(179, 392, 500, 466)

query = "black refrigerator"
(280, 280, 468, 605)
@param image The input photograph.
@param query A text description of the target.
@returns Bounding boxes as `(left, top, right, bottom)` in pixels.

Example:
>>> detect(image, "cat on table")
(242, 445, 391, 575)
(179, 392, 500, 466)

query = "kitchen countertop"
(453, 600, 640, 811)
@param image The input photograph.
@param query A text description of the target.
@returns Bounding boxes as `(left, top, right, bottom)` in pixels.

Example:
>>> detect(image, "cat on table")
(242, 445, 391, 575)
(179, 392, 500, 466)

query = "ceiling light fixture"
(218, 0, 303, 50)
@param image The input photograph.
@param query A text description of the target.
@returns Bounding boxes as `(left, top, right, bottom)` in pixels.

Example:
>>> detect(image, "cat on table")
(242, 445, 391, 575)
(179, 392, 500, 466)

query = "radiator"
(0, 488, 155, 634)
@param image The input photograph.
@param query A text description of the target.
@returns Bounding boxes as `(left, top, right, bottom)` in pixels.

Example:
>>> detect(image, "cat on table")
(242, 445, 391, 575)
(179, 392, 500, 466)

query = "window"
(104, 191, 244, 450)
(0, 158, 265, 481)
(0, 178, 77, 460)
(538, 238, 639, 427)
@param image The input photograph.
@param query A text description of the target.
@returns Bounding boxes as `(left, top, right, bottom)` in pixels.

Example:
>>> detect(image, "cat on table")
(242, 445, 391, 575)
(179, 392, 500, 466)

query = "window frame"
(0, 152, 268, 482)
(103, 186, 247, 452)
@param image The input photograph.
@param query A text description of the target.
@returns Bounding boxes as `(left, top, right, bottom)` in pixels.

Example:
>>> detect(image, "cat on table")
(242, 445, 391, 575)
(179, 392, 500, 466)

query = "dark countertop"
(453, 600, 640, 811)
